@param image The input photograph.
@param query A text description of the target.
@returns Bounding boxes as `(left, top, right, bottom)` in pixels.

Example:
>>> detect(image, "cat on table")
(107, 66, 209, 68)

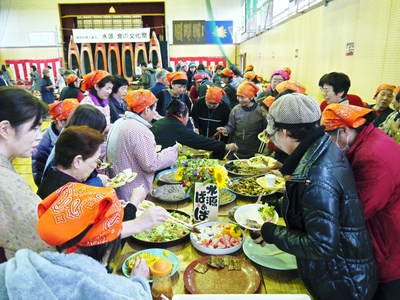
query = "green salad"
(258, 204, 276, 222)
(133, 212, 191, 242)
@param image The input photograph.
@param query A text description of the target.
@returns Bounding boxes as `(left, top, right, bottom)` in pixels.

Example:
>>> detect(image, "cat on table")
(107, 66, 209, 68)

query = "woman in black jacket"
(151, 100, 238, 159)
(251, 93, 377, 300)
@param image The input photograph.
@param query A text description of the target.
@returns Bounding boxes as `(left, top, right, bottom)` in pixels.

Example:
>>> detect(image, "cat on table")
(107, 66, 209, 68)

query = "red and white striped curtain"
(5, 58, 63, 82)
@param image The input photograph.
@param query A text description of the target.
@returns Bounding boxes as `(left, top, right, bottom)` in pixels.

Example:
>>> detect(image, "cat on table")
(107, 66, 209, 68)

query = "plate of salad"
(129, 210, 192, 248)
(234, 204, 279, 231)
(190, 221, 243, 255)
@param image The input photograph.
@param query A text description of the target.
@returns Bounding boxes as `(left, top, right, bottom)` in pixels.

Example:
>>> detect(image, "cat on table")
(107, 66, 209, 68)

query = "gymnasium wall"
(238, 0, 400, 103)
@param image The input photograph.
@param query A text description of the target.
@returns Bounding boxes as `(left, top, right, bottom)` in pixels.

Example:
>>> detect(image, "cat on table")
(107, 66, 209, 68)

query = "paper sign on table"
(193, 183, 219, 221)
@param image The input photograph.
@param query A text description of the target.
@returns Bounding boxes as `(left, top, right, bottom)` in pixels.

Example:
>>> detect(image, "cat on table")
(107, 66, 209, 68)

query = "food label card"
(193, 183, 219, 221)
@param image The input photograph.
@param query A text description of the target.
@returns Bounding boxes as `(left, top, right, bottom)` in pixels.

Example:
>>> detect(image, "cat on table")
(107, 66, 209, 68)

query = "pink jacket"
(346, 123, 400, 282)
(106, 112, 178, 201)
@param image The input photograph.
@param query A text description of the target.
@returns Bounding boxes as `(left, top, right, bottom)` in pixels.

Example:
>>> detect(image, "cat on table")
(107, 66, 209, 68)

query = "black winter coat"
(150, 117, 226, 159)
(263, 134, 377, 300)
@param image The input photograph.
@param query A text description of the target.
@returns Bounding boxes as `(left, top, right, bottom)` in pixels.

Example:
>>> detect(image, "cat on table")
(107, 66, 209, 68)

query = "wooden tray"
(184, 255, 261, 294)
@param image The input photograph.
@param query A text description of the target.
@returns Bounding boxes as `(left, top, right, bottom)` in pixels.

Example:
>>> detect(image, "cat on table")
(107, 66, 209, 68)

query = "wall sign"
(72, 28, 150, 43)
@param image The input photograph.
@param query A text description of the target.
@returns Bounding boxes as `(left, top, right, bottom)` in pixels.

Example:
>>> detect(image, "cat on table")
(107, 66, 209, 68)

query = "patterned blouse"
(0, 154, 52, 259)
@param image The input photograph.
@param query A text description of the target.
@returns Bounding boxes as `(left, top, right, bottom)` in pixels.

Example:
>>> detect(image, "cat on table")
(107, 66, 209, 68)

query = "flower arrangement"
(175, 158, 229, 198)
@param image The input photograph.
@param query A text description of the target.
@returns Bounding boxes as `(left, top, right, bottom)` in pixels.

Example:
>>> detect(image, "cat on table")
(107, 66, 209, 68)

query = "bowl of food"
(106, 168, 137, 188)
(122, 248, 179, 280)
(234, 203, 279, 230)
(150, 184, 189, 202)
(228, 176, 284, 197)
(129, 210, 192, 247)
(156, 168, 180, 184)
(219, 189, 236, 206)
(190, 221, 243, 255)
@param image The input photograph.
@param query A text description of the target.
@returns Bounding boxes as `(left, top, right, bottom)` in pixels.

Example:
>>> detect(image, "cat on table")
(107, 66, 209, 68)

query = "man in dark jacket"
(192, 86, 230, 138)
(220, 68, 237, 108)
(109, 75, 128, 123)
(151, 100, 237, 159)
(149, 69, 169, 97)
(252, 93, 377, 300)
(60, 74, 83, 100)
(140, 62, 156, 89)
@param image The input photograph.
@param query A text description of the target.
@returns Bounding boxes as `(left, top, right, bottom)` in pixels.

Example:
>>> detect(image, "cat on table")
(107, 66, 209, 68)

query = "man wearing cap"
(217, 81, 266, 158)
(60, 74, 83, 100)
(220, 68, 238, 108)
(251, 93, 377, 300)
(156, 72, 192, 117)
(321, 104, 400, 300)
(107, 89, 178, 199)
(149, 69, 169, 97)
(32, 99, 79, 186)
(0, 182, 153, 299)
(192, 86, 231, 139)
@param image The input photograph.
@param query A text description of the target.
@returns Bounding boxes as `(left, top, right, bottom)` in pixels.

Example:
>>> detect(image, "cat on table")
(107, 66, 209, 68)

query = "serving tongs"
(139, 200, 201, 233)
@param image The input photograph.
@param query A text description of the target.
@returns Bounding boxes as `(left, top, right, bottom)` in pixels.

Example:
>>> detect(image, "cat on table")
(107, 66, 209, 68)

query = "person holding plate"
(0, 182, 153, 299)
(250, 93, 377, 300)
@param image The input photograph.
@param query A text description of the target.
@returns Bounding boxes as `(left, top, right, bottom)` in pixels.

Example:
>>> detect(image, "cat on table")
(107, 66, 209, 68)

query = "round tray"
(228, 177, 282, 198)
(184, 255, 261, 294)
(224, 159, 267, 177)
(150, 184, 189, 202)
(128, 210, 191, 248)
(156, 168, 180, 184)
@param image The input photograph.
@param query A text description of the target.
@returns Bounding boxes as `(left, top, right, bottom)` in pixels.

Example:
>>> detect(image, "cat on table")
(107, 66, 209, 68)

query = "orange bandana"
(206, 86, 226, 103)
(125, 89, 157, 113)
(244, 71, 257, 80)
(220, 68, 234, 78)
(321, 104, 373, 131)
(37, 183, 123, 252)
(48, 99, 80, 121)
(374, 84, 396, 97)
(237, 81, 259, 99)
(166, 72, 188, 83)
(262, 96, 276, 108)
(81, 70, 110, 91)
(66, 74, 78, 85)
(276, 81, 306, 95)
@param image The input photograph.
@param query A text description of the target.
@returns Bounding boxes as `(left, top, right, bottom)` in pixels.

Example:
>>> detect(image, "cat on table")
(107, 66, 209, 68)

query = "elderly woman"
(217, 81, 266, 158)
(80, 70, 114, 125)
(107, 89, 178, 198)
(156, 72, 192, 116)
(0, 87, 51, 260)
(321, 104, 400, 300)
(366, 84, 396, 127)
(379, 87, 400, 143)
(151, 100, 238, 159)
(32, 99, 79, 186)
(256, 68, 290, 101)
(109, 75, 128, 123)
(251, 93, 377, 300)
(0, 182, 153, 299)
(40, 68, 55, 104)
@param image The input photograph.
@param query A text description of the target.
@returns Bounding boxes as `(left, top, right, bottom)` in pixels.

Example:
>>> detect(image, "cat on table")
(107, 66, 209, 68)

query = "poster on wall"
(205, 21, 233, 44)
(346, 42, 355, 56)
(173, 20, 205, 44)
(72, 28, 150, 43)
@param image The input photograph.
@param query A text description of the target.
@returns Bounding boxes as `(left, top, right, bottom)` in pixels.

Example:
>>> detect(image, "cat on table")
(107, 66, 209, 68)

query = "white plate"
(243, 237, 297, 270)
(173, 295, 310, 300)
(234, 204, 279, 231)
(190, 221, 243, 255)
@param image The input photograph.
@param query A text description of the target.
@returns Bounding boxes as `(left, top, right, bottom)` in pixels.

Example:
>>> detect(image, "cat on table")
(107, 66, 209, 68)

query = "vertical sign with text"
(193, 183, 219, 221)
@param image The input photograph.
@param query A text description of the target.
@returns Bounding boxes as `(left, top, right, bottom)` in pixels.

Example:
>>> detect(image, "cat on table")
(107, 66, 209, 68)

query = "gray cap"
(269, 93, 321, 125)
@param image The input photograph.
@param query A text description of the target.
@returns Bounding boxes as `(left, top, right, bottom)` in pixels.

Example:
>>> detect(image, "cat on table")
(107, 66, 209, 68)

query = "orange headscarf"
(125, 89, 157, 113)
(81, 70, 110, 91)
(205, 86, 226, 103)
(166, 72, 188, 83)
(48, 99, 80, 121)
(321, 104, 373, 131)
(244, 65, 254, 73)
(262, 96, 275, 108)
(37, 183, 123, 253)
(244, 71, 257, 80)
(374, 84, 396, 97)
(66, 74, 78, 85)
(237, 81, 259, 99)
(220, 68, 234, 78)
(276, 81, 306, 95)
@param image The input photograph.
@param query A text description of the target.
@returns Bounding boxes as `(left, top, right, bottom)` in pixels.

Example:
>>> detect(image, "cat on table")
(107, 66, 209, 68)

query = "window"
(76, 15, 143, 29)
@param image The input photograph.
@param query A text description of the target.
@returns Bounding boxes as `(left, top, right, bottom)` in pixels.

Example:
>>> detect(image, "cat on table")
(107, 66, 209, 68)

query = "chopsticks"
(258, 142, 266, 154)
(224, 151, 241, 160)
(139, 200, 199, 233)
